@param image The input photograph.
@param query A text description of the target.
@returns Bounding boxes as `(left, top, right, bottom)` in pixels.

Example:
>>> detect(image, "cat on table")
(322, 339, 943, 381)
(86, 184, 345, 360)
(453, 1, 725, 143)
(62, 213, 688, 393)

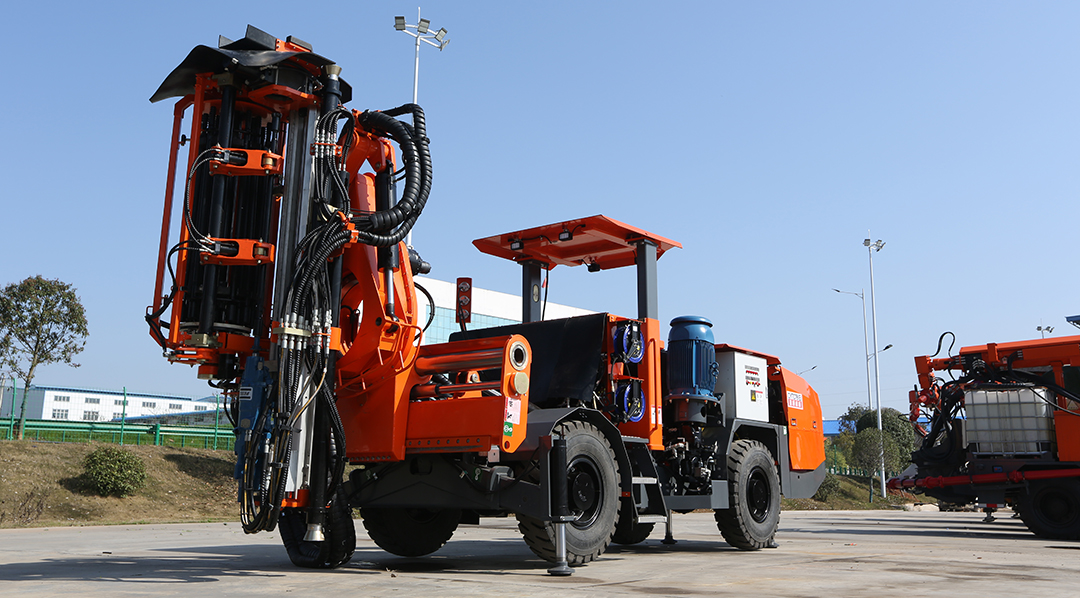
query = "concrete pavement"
(1, 509, 1077, 597)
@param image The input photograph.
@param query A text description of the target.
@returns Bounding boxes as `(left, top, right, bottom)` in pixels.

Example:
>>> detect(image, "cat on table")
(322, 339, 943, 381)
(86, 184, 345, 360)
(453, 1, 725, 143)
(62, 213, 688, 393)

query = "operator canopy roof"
(473, 215, 681, 271)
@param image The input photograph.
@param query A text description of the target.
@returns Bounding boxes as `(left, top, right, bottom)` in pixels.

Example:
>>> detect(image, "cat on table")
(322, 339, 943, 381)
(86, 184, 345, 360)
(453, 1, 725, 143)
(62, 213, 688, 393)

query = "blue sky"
(1, 2, 1078, 420)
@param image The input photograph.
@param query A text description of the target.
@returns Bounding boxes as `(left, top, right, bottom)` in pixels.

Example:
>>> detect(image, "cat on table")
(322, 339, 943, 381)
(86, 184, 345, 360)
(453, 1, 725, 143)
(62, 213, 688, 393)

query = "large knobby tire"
(1017, 478, 1080, 540)
(278, 484, 356, 569)
(516, 420, 620, 565)
(361, 507, 462, 557)
(612, 497, 655, 545)
(715, 439, 781, 550)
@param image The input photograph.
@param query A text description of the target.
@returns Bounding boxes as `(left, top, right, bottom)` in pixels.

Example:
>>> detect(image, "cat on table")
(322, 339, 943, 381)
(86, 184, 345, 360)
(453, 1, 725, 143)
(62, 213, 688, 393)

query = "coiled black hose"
(351, 104, 431, 246)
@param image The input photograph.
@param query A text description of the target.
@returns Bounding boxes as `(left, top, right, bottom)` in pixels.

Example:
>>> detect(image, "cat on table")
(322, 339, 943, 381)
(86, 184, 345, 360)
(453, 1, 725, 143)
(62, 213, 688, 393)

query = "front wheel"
(714, 439, 780, 550)
(517, 420, 620, 565)
(278, 484, 356, 569)
(1017, 478, 1080, 540)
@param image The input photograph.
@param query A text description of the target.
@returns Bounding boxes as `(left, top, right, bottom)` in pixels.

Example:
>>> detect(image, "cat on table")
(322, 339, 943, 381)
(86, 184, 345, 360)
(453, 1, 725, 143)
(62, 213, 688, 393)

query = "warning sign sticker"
(505, 397, 521, 425)
(787, 391, 804, 410)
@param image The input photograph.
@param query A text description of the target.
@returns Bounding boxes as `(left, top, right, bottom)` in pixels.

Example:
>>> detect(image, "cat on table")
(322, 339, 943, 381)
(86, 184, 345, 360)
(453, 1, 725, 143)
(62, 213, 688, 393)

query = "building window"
(169, 403, 183, 410)
(115, 399, 127, 406)
(194, 405, 208, 411)
(52, 409, 68, 420)
(143, 401, 156, 408)
(54, 395, 70, 403)
(85, 397, 101, 404)
(83, 411, 99, 421)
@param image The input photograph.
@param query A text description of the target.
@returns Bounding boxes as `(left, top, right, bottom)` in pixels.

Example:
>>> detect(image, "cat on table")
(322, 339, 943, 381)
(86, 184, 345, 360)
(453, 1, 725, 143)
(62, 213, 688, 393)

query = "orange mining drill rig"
(146, 26, 826, 573)
(890, 330, 1080, 538)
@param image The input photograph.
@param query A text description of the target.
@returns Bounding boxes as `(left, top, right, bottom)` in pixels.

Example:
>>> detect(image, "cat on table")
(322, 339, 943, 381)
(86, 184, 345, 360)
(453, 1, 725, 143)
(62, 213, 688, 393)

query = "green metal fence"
(0, 418, 232, 450)
(827, 466, 877, 477)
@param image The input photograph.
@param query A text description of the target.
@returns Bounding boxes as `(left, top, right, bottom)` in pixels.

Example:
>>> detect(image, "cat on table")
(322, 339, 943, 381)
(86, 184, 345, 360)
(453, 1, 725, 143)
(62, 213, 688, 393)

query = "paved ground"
(1, 509, 1078, 597)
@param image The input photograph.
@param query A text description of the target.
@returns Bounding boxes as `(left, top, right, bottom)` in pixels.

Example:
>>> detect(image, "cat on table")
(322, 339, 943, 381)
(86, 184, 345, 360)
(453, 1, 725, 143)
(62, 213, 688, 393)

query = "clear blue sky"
(2, 2, 1078, 419)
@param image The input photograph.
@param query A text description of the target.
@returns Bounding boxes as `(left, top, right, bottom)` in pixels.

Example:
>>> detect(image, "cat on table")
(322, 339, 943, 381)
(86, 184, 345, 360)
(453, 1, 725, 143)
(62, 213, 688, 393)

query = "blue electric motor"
(667, 315, 719, 402)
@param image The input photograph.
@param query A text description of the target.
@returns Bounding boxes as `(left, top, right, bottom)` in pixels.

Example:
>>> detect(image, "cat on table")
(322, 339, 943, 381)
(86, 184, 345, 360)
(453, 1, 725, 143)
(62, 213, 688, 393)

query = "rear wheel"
(361, 507, 462, 557)
(278, 484, 356, 569)
(517, 420, 620, 564)
(715, 439, 780, 550)
(1018, 478, 1080, 540)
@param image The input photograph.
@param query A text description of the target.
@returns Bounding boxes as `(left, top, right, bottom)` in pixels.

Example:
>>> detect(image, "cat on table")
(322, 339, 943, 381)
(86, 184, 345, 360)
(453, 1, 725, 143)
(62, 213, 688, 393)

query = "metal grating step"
(636, 515, 668, 523)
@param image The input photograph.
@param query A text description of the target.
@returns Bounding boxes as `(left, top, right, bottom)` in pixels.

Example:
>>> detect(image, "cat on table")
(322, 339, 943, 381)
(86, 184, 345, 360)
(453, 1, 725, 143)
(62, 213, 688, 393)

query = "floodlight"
(394, 16, 406, 31)
(418, 18, 430, 33)
(434, 27, 447, 42)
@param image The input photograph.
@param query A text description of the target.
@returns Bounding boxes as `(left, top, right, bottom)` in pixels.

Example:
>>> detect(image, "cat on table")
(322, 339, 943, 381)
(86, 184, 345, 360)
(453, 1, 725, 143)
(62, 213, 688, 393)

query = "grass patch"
(0, 440, 236, 528)
(783, 474, 922, 511)
(0, 439, 921, 528)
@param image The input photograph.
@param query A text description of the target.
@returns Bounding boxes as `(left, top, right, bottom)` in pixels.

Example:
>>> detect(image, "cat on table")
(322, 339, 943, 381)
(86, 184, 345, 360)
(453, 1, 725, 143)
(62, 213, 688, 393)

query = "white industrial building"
(0, 278, 590, 423)
(0, 385, 212, 422)
(414, 276, 590, 345)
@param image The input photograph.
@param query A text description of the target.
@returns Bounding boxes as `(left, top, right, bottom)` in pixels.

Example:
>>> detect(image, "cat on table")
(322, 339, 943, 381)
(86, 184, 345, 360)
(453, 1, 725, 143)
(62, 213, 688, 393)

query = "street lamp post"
(395, 9, 449, 250)
(833, 289, 873, 411)
(864, 235, 887, 498)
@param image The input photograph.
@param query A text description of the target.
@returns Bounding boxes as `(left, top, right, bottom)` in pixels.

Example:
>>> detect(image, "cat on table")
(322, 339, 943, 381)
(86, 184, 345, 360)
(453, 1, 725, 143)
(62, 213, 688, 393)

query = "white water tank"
(965, 387, 1055, 456)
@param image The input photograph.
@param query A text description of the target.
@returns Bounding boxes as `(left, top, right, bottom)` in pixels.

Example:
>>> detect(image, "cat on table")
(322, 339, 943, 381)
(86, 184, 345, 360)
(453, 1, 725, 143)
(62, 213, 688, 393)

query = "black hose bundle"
(350, 104, 431, 246)
(236, 104, 431, 534)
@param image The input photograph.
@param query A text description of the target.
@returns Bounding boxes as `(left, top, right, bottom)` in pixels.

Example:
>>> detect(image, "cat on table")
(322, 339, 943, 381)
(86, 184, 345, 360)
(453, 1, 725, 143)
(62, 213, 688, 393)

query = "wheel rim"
(1036, 488, 1079, 526)
(568, 455, 603, 529)
(747, 467, 773, 524)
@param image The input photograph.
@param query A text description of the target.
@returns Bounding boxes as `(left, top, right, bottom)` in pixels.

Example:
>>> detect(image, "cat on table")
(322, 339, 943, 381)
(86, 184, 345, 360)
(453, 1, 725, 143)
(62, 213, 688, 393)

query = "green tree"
(838, 402, 870, 434)
(855, 407, 918, 463)
(0, 276, 89, 439)
(852, 428, 904, 475)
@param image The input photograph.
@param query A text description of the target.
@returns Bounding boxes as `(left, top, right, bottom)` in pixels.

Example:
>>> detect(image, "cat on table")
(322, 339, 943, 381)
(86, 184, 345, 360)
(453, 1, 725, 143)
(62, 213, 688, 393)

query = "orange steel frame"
(910, 334, 1080, 462)
(149, 74, 303, 372)
(150, 57, 534, 482)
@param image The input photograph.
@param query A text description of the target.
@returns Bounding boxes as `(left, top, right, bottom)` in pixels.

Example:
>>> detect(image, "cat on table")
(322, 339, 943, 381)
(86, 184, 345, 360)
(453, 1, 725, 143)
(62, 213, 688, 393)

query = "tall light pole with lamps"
(833, 289, 873, 411)
(864, 236, 887, 498)
(395, 9, 449, 249)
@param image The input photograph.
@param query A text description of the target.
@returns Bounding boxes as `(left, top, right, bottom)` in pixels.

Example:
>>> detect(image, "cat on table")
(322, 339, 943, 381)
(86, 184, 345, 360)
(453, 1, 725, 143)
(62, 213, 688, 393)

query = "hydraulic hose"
(351, 104, 431, 246)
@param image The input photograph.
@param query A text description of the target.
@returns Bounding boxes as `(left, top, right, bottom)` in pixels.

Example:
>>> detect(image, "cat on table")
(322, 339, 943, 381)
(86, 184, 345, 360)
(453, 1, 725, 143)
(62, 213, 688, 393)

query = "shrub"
(83, 446, 146, 497)
(813, 472, 841, 501)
